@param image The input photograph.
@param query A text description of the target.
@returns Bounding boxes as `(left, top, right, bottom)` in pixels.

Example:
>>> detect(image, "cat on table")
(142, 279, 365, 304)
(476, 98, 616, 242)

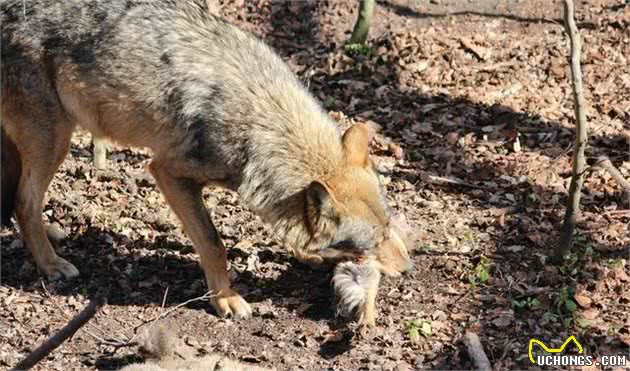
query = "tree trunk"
(349, 0, 375, 45)
(553, 0, 589, 264)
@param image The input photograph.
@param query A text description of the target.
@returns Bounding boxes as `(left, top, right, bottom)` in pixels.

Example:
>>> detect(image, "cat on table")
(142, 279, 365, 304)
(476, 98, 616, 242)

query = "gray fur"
(333, 260, 381, 318)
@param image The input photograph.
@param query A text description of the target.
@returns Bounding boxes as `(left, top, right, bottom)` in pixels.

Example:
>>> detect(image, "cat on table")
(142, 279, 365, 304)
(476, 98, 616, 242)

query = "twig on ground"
(602, 210, 630, 216)
(421, 172, 489, 189)
(462, 331, 492, 371)
(11, 296, 107, 371)
(40, 281, 128, 347)
(161, 287, 170, 309)
(594, 156, 630, 196)
(125, 291, 214, 346)
(459, 38, 487, 61)
(473, 61, 517, 73)
(143, 287, 170, 335)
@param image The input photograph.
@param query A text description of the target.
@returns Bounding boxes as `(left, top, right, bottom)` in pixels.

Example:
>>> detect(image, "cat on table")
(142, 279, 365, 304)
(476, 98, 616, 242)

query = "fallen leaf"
(3, 292, 17, 306)
(450, 312, 468, 321)
(446, 132, 459, 145)
(491, 310, 514, 328)
(580, 309, 599, 320)
(388, 142, 404, 160)
(574, 293, 592, 308)
(406, 60, 429, 73)
(505, 245, 525, 253)
(321, 330, 344, 344)
(233, 239, 254, 250)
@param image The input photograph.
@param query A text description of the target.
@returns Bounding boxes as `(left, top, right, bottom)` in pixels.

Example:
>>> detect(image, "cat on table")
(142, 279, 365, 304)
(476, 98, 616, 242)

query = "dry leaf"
(321, 331, 344, 344)
(574, 293, 593, 308)
(388, 143, 404, 160)
(580, 309, 600, 320)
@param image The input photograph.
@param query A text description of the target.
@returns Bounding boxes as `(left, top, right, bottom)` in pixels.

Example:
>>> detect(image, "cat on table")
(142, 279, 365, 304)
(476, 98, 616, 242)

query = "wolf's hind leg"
(8, 115, 78, 280)
(149, 161, 252, 319)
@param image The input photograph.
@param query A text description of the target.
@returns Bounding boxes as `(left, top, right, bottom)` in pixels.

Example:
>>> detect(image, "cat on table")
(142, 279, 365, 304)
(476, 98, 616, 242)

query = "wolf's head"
(303, 124, 413, 275)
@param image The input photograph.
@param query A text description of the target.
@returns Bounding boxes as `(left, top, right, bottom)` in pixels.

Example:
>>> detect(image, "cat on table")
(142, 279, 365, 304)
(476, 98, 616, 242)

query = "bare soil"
(1, 0, 629, 370)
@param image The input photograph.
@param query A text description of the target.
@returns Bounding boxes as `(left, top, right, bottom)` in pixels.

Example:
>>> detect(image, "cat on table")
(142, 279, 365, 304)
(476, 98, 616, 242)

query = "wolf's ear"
(305, 181, 337, 232)
(342, 124, 369, 167)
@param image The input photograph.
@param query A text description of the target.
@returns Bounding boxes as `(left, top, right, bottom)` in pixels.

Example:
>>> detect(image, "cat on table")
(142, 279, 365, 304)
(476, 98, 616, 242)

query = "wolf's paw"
(41, 256, 79, 280)
(357, 321, 380, 340)
(358, 309, 376, 329)
(211, 289, 252, 319)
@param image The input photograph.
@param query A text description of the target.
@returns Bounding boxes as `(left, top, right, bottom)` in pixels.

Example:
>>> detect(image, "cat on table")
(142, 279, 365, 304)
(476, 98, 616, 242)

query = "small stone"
(383, 360, 397, 371)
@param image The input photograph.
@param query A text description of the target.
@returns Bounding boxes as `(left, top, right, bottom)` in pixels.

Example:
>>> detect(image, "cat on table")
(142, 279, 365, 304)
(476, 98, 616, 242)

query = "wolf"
(0, 0, 412, 324)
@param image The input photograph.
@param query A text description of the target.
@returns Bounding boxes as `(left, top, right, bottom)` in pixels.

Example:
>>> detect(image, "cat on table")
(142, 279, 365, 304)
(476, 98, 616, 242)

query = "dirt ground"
(1, 0, 629, 370)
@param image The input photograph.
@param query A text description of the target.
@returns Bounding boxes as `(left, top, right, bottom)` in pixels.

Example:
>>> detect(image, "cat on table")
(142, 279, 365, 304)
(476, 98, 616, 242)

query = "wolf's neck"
(236, 86, 343, 250)
(185, 18, 346, 249)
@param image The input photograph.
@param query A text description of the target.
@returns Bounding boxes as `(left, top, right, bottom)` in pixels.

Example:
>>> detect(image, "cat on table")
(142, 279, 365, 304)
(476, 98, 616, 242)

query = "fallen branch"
(462, 331, 492, 371)
(40, 281, 128, 348)
(11, 296, 107, 371)
(594, 156, 630, 196)
(602, 210, 630, 216)
(459, 38, 487, 61)
(473, 61, 517, 73)
(420, 172, 489, 190)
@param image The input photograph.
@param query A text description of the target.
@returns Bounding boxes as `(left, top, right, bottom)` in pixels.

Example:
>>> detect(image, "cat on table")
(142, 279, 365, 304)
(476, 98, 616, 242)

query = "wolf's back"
(1, 0, 337, 213)
(0, 0, 305, 129)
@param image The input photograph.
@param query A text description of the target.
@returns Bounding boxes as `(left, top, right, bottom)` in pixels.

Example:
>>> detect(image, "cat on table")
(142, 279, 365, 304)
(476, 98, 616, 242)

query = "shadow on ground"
(0, 225, 338, 321)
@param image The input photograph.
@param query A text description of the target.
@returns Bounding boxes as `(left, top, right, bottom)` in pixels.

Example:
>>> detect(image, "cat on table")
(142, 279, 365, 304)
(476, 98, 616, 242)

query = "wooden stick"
(125, 291, 214, 346)
(11, 296, 107, 371)
(595, 156, 630, 195)
(459, 38, 486, 61)
(462, 331, 492, 371)
(421, 172, 489, 190)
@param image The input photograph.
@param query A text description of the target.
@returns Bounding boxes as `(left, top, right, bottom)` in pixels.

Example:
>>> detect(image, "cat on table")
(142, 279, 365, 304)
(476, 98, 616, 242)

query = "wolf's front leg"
(149, 162, 252, 319)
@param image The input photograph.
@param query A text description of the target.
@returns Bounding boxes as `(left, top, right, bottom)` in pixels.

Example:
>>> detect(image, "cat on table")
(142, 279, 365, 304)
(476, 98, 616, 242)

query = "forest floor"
(1, 0, 629, 370)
